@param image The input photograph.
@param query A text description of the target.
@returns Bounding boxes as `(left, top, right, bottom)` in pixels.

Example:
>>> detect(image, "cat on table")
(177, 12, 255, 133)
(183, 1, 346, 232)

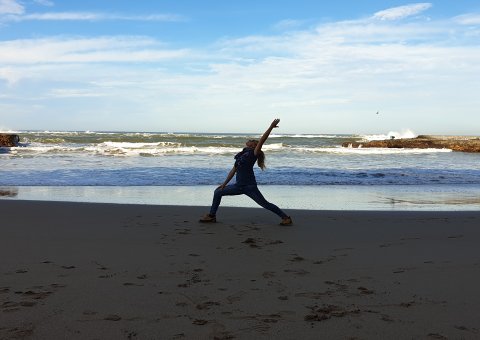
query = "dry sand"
(1, 200, 479, 339)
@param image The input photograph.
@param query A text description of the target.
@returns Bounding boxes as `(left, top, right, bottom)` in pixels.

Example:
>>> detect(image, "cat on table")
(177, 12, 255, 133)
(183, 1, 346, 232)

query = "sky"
(1, 0, 479, 134)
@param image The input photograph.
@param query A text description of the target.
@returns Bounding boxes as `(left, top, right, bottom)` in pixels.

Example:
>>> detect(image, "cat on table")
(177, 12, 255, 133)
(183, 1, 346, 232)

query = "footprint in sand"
(92, 261, 109, 270)
(427, 333, 447, 339)
(61, 265, 76, 270)
(399, 301, 415, 308)
(242, 237, 283, 249)
(357, 287, 374, 295)
(226, 291, 246, 304)
(304, 304, 360, 323)
(262, 271, 276, 279)
(242, 238, 260, 248)
(104, 314, 122, 321)
(295, 291, 332, 299)
(192, 319, 208, 325)
(313, 256, 336, 265)
(289, 256, 305, 262)
(83, 310, 97, 316)
(324, 281, 349, 292)
(3, 327, 34, 338)
(1, 288, 57, 311)
(177, 271, 203, 288)
(266, 240, 283, 245)
(176, 302, 188, 307)
(196, 301, 220, 310)
(2, 301, 20, 308)
(22, 290, 52, 300)
(380, 314, 394, 322)
(50, 283, 67, 289)
(393, 267, 416, 274)
(453, 325, 479, 335)
(125, 331, 138, 339)
(284, 269, 310, 276)
(379, 242, 404, 248)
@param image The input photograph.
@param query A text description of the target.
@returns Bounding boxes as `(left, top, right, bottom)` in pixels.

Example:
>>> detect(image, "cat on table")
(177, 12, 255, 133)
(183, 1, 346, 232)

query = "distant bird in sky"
(376, 111, 379, 115)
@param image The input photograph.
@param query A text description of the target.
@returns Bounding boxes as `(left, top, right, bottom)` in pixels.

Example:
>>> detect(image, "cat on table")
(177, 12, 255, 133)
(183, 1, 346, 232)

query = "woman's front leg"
(209, 184, 243, 215)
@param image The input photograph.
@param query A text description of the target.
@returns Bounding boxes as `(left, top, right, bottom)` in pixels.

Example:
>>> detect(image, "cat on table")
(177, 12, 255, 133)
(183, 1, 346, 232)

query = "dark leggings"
(209, 184, 288, 218)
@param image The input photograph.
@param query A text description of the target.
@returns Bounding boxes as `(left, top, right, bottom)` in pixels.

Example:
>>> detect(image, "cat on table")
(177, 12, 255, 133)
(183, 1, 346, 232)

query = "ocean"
(2, 130, 480, 210)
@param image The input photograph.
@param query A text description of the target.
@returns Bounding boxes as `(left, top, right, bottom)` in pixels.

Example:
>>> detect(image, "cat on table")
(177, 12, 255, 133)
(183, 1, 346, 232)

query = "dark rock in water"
(0, 188, 18, 197)
(0, 134, 20, 147)
(341, 136, 480, 153)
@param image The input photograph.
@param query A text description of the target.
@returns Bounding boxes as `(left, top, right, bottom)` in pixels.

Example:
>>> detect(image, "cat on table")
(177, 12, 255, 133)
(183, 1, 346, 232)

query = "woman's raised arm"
(254, 118, 280, 156)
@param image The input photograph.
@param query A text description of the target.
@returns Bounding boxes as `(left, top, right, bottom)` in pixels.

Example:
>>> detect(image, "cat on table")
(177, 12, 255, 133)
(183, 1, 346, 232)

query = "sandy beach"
(1, 200, 479, 339)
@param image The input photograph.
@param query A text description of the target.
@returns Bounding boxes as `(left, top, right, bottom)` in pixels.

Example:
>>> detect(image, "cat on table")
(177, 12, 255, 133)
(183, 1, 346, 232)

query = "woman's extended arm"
(217, 165, 237, 190)
(254, 118, 280, 156)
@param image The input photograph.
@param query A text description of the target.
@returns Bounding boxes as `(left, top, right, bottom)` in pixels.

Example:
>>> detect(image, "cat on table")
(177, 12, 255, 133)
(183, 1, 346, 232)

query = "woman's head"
(246, 139, 258, 148)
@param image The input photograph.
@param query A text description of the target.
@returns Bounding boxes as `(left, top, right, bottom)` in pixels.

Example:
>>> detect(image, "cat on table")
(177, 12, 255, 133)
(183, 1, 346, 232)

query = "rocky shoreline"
(342, 135, 480, 152)
(0, 134, 20, 147)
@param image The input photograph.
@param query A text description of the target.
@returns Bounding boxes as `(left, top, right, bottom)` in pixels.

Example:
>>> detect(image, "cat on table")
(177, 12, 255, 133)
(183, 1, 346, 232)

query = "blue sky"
(1, 1, 479, 134)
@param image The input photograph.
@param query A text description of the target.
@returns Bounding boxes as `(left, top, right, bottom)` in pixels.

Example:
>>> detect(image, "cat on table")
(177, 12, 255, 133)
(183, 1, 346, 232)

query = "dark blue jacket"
(234, 147, 257, 185)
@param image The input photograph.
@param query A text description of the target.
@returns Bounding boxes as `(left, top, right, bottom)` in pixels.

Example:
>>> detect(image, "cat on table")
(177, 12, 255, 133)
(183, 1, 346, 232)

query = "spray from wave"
(361, 129, 417, 141)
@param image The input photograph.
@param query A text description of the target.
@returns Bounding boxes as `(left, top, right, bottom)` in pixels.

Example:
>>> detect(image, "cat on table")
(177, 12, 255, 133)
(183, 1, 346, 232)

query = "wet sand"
(1, 200, 479, 339)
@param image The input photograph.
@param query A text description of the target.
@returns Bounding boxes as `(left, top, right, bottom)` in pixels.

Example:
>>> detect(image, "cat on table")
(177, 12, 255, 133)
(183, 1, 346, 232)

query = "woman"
(200, 119, 292, 225)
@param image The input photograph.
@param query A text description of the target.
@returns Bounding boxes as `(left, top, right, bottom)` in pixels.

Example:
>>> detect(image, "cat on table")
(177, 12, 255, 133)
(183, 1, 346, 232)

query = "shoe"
(280, 216, 293, 226)
(199, 214, 217, 223)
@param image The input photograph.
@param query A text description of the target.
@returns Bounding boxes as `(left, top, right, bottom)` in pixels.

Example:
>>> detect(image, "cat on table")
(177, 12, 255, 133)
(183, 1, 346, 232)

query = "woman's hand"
(270, 118, 280, 129)
(217, 184, 226, 190)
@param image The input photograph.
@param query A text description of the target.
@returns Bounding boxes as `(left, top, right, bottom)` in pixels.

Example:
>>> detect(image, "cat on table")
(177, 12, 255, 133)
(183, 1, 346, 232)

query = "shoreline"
(1, 200, 480, 339)
(2, 184, 480, 211)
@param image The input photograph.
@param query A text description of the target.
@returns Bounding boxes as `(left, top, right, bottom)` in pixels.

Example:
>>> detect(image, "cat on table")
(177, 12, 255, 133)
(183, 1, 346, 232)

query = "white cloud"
(49, 88, 105, 98)
(0, 67, 21, 86)
(273, 19, 306, 31)
(21, 12, 101, 21)
(373, 3, 432, 21)
(0, 36, 189, 64)
(454, 13, 480, 25)
(0, 0, 185, 23)
(33, 0, 54, 7)
(3, 11, 186, 22)
(0, 0, 24, 15)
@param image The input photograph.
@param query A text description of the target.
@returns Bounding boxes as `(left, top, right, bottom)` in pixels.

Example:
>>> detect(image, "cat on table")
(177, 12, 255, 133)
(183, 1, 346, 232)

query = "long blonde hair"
(257, 150, 266, 170)
(250, 140, 266, 170)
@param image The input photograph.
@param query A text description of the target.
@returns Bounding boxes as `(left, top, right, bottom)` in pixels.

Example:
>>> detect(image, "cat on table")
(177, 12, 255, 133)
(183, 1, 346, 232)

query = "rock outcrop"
(0, 134, 20, 147)
(0, 188, 18, 197)
(342, 135, 480, 153)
